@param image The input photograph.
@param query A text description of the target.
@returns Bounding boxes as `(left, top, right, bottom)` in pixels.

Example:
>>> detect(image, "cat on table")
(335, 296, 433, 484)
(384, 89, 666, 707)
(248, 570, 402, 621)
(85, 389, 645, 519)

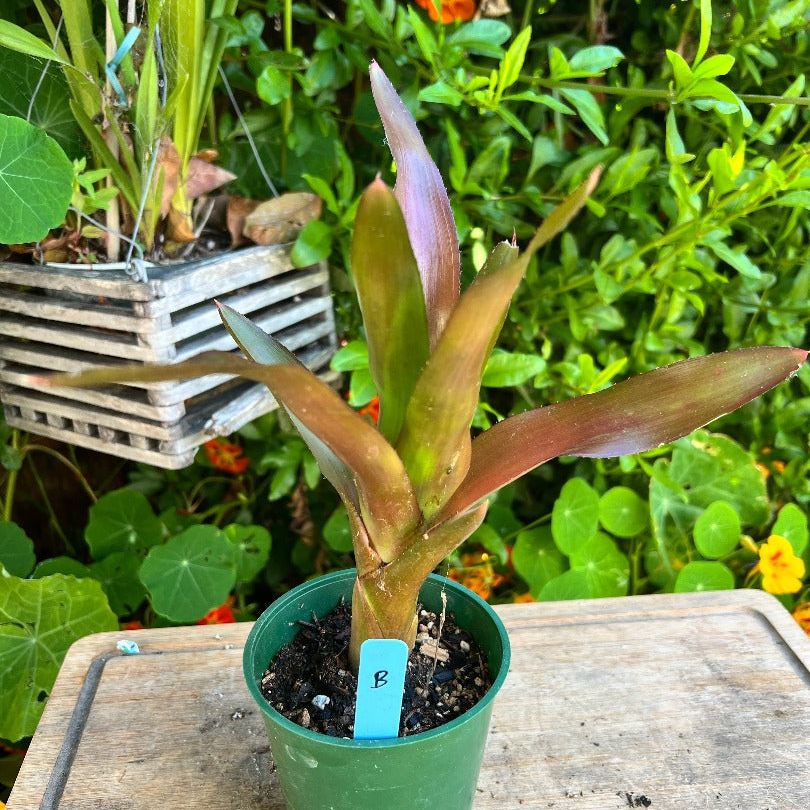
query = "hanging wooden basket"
(0, 245, 337, 468)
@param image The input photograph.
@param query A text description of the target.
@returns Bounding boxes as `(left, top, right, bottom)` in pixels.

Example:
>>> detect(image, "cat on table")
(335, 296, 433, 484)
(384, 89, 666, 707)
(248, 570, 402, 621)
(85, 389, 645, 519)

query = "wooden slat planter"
(0, 245, 338, 468)
(7, 589, 810, 809)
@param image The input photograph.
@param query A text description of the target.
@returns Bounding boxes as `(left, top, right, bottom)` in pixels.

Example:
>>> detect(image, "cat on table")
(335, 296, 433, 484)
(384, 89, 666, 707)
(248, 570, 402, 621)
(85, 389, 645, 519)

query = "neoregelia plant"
(39, 63, 806, 669)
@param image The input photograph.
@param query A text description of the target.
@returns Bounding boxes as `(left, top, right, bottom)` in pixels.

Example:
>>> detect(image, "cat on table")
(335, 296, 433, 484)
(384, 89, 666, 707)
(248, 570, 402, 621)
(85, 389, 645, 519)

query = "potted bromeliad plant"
(36, 64, 807, 810)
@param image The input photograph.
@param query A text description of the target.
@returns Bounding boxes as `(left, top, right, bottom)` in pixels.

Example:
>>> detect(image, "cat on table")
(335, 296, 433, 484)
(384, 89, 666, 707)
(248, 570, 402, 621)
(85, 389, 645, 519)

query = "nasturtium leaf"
(643, 532, 689, 590)
(223, 524, 271, 583)
(598, 487, 648, 538)
(512, 526, 565, 597)
(32, 556, 92, 579)
(772, 504, 807, 555)
(482, 351, 546, 388)
(0, 521, 35, 577)
(139, 526, 236, 623)
(347, 367, 377, 407)
(693, 501, 741, 559)
(0, 113, 73, 244)
(323, 506, 353, 552)
(89, 552, 147, 616)
(0, 50, 84, 157)
(674, 560, 734, 593)
(330, 340, 369, 372)
(569, 533, 629, 597)
(485, 504, 522, 540)
(552, 478, 600, 555)
(668, 431, 769, 527)
(85, 489, 164, 560)
(538, 570, 591, 601)
(0, 574, 116, 741)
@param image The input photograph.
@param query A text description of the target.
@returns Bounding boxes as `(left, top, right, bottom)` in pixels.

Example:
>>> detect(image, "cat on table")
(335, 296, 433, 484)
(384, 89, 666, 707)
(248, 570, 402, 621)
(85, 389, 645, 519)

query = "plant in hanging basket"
(0, 5, 336, 467)
(35, 63, 807, 809)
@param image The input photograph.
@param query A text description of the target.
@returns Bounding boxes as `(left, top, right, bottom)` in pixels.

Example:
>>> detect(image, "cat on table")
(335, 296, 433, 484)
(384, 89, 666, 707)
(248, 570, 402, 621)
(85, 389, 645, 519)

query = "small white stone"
(311, 694, 330, 710)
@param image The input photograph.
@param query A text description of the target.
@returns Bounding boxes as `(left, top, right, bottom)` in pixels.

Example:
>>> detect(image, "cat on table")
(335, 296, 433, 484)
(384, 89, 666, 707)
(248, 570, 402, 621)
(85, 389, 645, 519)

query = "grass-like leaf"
(352, 179, 430, 443)
(438, 347, 808, 522)
(37, 352, 421, 562)
(370, 61, 459, 348)
(217, 302, 360, 512)
(396, 169, 601, 519)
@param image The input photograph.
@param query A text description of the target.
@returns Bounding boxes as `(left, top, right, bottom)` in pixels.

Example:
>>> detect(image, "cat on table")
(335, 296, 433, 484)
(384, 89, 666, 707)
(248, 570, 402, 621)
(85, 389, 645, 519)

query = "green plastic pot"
(243, 569, 510, 810)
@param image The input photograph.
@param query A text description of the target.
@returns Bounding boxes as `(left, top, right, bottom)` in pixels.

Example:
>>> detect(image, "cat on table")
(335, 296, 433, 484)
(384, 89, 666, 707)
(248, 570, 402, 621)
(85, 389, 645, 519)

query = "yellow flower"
(758, 535, 805, 595)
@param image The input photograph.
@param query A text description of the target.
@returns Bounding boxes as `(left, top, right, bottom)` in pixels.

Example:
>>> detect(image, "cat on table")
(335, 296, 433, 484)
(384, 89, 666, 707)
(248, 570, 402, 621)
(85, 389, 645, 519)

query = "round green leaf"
(598, 486, 648, 538)
(674, 561, 735, 593)
(89, 552, 147, 616)
(0, 113, 73, 244)
(223, 524, 271, 583)
(139, 526, 236, 623)
(0, 50, 84, 157)
(323, 507, 353, 552)
(551, 478, 600, 555)
(772, 504, 807, 555)
(512, 526, 565, 597)
(569, 533, 629, 597)
(0, 574, 116, 741)
(33, 556, 92, 579)
(538, 570, 591, 601)
(0, 521, 35, 577)
(693, 501, 741, 559)
(85, 489, 163, 560)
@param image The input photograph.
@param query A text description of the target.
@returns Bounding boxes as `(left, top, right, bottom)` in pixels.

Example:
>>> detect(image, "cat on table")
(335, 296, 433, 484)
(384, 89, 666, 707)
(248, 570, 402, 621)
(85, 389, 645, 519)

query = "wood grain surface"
(8, 589, 810, 810)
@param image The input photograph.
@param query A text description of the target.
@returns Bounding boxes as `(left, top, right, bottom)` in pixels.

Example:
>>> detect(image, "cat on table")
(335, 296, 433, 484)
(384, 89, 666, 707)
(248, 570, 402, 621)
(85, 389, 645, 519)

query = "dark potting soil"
(259, 600, 492, 738)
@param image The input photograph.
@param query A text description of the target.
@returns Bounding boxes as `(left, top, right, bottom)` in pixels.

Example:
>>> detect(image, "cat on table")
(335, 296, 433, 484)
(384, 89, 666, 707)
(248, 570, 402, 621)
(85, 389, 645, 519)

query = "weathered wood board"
(8, 589, 810, 810)
(0, 245, 338, 467)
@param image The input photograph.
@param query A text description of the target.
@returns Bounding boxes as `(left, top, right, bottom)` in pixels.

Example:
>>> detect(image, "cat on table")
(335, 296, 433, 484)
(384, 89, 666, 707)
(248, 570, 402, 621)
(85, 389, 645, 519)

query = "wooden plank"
(147, 268, 329, 347)
(0, 316, 173, 362)
(0, 289, 167, 335)
(7, 590, 810, 810)
(0, 262, 160, 302)
(136, 247, 304, 318)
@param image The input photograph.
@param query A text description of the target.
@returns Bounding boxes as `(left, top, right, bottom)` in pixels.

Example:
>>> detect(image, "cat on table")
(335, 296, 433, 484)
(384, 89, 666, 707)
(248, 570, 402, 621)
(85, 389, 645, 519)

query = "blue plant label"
(353, 638, 408, 740)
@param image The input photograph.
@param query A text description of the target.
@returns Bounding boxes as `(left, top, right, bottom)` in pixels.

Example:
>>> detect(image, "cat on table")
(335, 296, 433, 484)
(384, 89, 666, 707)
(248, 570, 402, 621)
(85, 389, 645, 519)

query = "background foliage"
(0, 0, 808, 796)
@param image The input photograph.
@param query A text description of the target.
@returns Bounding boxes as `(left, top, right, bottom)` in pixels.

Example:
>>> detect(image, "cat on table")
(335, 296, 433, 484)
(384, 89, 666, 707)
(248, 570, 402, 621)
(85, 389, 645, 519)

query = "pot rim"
(243, 568, 511, 750)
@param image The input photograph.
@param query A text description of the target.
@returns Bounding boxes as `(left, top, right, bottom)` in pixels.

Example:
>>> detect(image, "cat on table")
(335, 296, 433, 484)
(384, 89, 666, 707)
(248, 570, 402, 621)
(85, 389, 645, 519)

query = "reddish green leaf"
(351, 179, 430, 443)
(217, 302, 359, 511)
(370, 61, 459, 348)
(37, 352, 421, 562)
(439, 347, 807, 521)
(396, 170, 601, 519)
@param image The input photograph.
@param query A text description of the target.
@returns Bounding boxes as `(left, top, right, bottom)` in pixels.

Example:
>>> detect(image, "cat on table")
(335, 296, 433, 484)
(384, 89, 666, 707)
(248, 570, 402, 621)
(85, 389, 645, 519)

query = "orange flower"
(758, 534, 805, 595)
(358, 395, 380, 424)
(513, 592, 535, 604)
(197, 597, 236, 625)
(122, 620, 144, 630)
(793, 603, 810, 636)
(414, 0, 475, 24)
(204, 439, 249, 474)
(460, 570, 492, 600)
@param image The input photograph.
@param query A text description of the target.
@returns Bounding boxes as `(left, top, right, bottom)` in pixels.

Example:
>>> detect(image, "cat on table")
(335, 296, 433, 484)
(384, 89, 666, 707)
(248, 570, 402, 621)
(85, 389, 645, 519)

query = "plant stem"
(281, 0, 294, 177)
(3, 430, 21, 522)
(27, 454, 72, 550)
(22, 445, 98, 504)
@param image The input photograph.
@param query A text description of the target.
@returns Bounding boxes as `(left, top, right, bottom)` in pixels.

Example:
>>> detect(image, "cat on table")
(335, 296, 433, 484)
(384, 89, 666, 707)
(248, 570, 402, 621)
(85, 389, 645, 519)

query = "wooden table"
(8, 589, 810, 809)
